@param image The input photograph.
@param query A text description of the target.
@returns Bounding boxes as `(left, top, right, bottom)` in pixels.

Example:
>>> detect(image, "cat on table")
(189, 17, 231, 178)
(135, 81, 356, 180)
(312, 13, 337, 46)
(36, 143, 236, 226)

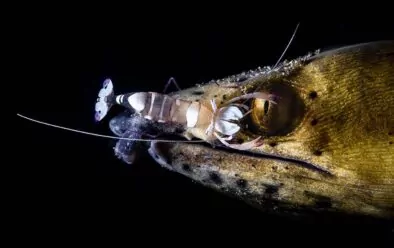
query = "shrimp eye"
(248, 81, 305, 136)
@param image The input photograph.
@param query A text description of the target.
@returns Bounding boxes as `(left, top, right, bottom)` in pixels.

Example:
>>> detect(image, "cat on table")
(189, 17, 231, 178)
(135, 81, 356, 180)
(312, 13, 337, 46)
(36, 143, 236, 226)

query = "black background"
(17, 12, 393, 245)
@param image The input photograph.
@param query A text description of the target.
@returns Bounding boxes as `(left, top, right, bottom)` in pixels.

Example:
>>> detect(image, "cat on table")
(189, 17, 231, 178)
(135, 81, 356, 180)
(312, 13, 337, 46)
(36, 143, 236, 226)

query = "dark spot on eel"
(389, 141, 393, 145)
(272, 166, 277, 171)
(304, 191, 332, 209)
(236, 179, 247, 189)
(269, 142, 277, 147)
(166, 157, 172, 165)
(313, 150, 323, 156)
(309, 91, 317, 99)
(310, 119, 318, 126)
(209, 172, 222, 185)
(182, 164, 191, 172)
(389, 131, 393, 136)
(192, 91, 204, 95)
(214, 94, 218, 97)
(222, 95, 227, 100)
(264, 185, 279, 196)
(316, 199, 332, 209)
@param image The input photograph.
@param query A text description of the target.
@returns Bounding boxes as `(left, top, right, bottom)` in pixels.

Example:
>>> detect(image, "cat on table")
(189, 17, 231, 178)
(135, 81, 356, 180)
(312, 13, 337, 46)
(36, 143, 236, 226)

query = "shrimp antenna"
(16, 113, 205, 143)
(273, 22, 300, 69)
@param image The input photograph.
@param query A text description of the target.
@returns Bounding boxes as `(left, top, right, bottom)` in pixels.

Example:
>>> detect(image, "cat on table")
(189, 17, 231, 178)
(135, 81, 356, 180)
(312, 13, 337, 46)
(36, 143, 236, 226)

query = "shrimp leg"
(109, 112, 149, 164)
(113, 129, 142, 164)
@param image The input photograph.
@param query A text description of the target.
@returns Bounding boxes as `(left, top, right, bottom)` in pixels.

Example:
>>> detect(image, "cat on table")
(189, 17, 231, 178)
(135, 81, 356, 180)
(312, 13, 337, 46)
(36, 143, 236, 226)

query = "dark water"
(18, 18, 393, 244)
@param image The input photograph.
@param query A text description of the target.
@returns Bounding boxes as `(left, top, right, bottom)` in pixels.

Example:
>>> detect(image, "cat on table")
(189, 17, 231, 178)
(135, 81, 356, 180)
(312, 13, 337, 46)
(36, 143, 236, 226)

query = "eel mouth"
(148, 140, 333, 177)
(206, 143, 333, 176)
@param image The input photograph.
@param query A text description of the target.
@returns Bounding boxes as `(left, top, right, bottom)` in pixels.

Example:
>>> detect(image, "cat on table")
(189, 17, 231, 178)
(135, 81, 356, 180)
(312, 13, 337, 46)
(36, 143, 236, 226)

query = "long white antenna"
(273, 22, 300, 69)
(17, 113, 205, 143)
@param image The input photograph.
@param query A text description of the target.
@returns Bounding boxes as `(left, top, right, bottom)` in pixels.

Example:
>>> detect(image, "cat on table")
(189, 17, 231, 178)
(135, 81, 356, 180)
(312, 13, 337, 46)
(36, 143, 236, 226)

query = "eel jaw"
(148, 141, 175, 172)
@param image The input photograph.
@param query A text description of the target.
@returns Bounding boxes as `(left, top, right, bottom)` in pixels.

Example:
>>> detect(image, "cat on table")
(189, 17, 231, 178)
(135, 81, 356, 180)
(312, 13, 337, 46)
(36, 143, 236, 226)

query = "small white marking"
(95, 101, 107, 112)
(159, 96, 167, 122)
(103, 79, 113, 92)
(215, 120, 240, 136)
(186, 102, 200, 127)
(219, 106, 243, 121)
(95, 101, 108, 121)
(116, 95, 122, 104)
(147, 92, 156, 117)
(144, 115, 152, 120)
(128, 93, 146, 112)
(98, 85, 112, 98)
(210, 99, 217, 112)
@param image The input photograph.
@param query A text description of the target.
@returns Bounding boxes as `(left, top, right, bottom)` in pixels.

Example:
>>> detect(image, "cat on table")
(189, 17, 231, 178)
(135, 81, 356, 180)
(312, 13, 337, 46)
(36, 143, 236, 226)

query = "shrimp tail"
(95, 78, 115, 122)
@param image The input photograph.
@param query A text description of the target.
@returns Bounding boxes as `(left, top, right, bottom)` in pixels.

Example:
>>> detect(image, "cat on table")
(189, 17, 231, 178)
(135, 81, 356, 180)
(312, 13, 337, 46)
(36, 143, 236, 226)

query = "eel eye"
(248, 82, 305, 136)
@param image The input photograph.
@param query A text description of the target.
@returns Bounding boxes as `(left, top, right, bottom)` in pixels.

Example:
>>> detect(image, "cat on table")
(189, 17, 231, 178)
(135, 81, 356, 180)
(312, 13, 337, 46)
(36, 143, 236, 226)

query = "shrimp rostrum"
(95, 78, 277, 162)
